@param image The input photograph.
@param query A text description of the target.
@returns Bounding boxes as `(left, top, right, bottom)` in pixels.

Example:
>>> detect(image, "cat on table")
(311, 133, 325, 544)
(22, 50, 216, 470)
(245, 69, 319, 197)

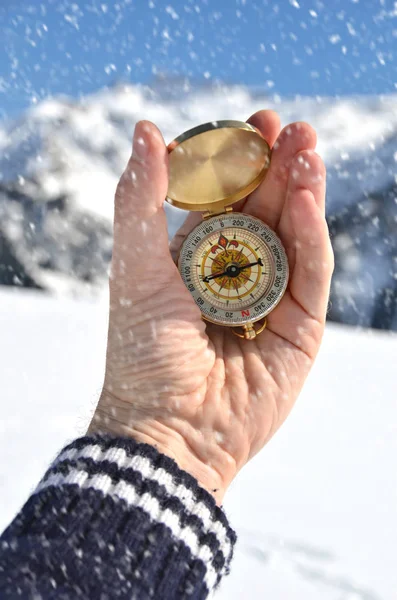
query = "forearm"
(0, 435, 235, 600)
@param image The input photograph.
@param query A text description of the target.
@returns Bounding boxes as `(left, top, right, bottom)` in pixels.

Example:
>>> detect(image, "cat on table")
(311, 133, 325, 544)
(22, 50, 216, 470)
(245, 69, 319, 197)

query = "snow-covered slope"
(0, 84, 396, 327)
(0, 288, 396, 599)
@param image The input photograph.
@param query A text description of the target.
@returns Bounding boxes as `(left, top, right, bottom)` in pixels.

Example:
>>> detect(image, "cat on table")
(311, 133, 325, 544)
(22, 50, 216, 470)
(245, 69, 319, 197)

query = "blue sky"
(0, 0, 396, 119)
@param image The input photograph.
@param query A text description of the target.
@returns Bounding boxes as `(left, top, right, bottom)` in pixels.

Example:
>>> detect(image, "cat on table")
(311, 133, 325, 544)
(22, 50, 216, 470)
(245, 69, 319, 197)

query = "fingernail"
(133, 121, 149, 159)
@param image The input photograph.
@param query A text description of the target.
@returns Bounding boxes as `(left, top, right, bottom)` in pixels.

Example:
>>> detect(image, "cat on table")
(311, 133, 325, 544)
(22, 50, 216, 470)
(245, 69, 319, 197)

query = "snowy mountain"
(0, 83, 396, 326)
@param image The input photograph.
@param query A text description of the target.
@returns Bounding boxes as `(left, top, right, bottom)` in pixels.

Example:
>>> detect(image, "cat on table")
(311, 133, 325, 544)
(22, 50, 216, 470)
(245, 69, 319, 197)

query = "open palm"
(89, 111, 334, 504)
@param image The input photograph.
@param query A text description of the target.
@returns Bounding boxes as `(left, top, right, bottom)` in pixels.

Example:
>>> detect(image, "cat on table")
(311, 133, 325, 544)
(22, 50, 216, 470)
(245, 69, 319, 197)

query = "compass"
(166, 120, 289, 340)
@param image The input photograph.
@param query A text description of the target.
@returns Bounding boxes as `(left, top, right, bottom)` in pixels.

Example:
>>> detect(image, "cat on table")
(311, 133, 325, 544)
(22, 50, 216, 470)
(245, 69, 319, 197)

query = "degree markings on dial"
(180, 214, 289, 325)
(187, 224, 274, 310)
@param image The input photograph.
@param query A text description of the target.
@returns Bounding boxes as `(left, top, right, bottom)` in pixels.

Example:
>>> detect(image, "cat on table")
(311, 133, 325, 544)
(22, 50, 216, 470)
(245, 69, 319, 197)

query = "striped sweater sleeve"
(0, 435, 236, 599)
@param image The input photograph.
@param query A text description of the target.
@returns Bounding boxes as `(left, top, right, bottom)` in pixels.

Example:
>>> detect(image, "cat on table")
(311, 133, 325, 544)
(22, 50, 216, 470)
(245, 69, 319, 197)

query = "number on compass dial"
(178, 213, 289, 326)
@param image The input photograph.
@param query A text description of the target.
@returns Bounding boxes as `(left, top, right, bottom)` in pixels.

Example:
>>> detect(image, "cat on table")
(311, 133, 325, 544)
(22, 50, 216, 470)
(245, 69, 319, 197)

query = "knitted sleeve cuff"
(0, 435, 236, 599)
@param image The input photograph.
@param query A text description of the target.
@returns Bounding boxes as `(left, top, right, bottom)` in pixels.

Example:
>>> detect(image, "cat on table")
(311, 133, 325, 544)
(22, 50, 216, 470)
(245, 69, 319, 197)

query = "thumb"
(110, 120, 175, 298)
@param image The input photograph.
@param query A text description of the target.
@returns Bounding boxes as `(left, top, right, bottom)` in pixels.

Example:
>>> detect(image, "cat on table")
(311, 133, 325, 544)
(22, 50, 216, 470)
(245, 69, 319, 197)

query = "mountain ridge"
(0, 84, 396, 328)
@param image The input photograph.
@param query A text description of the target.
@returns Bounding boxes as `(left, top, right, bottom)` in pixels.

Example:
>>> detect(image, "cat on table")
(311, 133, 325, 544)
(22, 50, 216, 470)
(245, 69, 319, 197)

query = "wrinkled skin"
(88, 111, 334, 504)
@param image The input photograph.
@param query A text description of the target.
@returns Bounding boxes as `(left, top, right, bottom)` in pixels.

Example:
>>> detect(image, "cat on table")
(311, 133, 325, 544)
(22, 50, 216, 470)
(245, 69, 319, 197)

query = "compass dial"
(178, 212, 289, 326)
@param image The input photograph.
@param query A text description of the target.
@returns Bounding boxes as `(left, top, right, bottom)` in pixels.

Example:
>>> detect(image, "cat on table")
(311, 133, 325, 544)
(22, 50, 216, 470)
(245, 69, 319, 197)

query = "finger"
(278, 149, 327, 267)
(258, 190, 332, 366)
(116, 120, 168, 218)
(286, 186, 333, 324)
(247, 109, 281, 147)
(111, 120, 175, 297)
(290, 149, 327, 214)
(232, 109, 281, 212)
(242, 122, 317, 229)
(259, 150, 330, 359)
(276, 149, 331, 323)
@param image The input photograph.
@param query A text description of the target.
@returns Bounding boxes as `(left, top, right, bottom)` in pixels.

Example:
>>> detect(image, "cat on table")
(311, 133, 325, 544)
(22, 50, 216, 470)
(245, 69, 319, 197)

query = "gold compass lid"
(166, 120, 271, 212)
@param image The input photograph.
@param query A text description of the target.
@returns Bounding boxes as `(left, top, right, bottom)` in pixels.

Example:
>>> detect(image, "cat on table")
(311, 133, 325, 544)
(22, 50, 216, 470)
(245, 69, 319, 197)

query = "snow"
(1, 85, 397, 222)
(0, 84, 396, 328)
(0, 82, 397, 329)
(0, 287, 396, 599)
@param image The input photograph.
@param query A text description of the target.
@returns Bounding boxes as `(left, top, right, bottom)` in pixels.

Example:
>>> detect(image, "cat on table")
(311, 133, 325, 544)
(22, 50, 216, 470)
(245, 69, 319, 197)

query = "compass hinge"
(202, 206, 233, 220)
(232, 318, 268, 340)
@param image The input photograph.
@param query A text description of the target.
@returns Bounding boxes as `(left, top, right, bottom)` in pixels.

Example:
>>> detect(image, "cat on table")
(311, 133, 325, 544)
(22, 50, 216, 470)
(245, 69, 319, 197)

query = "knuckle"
(291, 150, 326, 181)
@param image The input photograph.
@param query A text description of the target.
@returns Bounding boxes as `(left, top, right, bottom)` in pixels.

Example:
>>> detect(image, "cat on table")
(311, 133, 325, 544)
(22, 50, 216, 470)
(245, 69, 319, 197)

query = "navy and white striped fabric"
(0, 435, 236, 599)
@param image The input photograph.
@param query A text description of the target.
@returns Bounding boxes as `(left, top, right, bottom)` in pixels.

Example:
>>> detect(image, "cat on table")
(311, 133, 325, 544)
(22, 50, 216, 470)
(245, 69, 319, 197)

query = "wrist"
(123, 428, 227, 505)
(88, 404, 234, 505)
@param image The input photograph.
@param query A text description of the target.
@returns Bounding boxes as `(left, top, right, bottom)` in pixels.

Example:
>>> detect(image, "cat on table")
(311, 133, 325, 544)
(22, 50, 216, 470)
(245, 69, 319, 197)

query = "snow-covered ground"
(0, 288, 396, 600)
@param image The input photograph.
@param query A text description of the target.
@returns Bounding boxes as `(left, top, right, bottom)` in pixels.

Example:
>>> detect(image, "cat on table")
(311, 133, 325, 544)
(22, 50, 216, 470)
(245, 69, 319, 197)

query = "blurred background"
(1, 0, 397, 328)
(0, 1, 396, 599)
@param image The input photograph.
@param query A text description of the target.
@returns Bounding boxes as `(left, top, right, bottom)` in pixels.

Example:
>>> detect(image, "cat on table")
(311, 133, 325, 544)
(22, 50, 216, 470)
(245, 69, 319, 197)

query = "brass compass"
(166, 120, 289, 340)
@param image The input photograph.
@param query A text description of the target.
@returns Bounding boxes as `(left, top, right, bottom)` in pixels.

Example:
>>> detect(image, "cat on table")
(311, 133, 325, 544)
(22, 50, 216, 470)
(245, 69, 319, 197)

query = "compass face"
(178, 212, 289, 326)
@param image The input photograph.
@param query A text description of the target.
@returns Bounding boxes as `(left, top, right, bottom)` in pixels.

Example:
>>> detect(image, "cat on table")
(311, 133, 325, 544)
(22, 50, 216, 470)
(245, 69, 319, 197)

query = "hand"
(88, 113, 334, 505)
